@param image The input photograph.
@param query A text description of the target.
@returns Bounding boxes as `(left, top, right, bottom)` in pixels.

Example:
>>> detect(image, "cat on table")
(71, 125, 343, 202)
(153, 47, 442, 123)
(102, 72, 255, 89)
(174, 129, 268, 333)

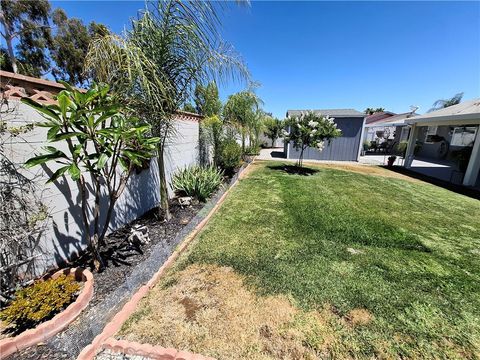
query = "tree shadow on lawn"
(267, 164, 318, 176)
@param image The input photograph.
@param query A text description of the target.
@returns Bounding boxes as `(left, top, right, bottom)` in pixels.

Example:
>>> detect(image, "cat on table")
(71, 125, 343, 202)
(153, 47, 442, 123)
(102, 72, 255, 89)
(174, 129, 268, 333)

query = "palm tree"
(223, 91, 263, 152)
(85, 0, 250, 219)
(429, 93, 464, 112)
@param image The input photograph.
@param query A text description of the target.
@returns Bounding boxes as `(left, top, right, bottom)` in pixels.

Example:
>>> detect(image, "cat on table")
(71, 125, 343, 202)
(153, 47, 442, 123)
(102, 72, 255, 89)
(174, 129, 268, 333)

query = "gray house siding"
(287, 117, 364, 161)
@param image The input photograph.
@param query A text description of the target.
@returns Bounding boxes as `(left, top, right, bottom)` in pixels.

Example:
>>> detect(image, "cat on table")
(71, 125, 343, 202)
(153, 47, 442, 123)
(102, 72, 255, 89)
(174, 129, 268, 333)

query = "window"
(424, 126, 438, 143)
(451, 127, 477, 147)
(400, 127, 410, 142)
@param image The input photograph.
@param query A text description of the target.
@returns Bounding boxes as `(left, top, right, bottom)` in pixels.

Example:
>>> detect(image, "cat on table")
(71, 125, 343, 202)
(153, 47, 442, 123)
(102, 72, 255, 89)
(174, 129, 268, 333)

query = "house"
(285, 109, 365, 161)
(404, 98, 480, 187)
(363, 111, 418, 150)
(1, 70, 203, 270)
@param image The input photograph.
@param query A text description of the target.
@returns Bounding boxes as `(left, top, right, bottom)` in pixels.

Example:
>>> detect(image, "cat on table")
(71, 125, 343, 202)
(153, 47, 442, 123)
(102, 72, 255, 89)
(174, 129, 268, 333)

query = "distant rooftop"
(286, 108, 365, 118)
(365, 111, 396, 124)
(365, 112, 418, 127)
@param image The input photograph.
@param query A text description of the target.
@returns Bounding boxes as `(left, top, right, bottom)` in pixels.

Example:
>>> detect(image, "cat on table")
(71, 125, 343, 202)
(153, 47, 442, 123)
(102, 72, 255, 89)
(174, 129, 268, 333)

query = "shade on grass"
(180, 161, 480, 358)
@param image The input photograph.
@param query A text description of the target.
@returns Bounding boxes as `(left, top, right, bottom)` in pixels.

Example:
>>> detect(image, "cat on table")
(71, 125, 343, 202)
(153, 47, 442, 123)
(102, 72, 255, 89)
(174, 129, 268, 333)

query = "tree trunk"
(78, 175, 104, 271)
(157, 145, 171, 220)
(1, 19, 18, 73)
(298, 146, 305, 168)
(241, 131, 245, 153)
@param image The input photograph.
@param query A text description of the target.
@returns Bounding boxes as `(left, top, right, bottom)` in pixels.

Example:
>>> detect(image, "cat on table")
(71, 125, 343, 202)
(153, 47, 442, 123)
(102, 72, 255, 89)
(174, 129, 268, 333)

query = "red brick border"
(77, 161, 254, 360)
(101, 338, 215, 360)
(0, 267, 94, 359)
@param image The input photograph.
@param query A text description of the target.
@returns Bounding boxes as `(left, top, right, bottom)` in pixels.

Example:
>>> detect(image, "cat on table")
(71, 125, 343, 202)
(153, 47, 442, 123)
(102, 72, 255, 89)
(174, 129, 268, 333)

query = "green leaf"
(97, 153, 109, 169)
(25, 150, 65, 168)
(57, 93, 72, 119)
(47, 165, 70, 184)
(58, 81, 75, 93)
(68, 163, 81, 181)
(47, 125, 61, 141)
(21, 98, 60, 123)
(53, 132, 85, 142)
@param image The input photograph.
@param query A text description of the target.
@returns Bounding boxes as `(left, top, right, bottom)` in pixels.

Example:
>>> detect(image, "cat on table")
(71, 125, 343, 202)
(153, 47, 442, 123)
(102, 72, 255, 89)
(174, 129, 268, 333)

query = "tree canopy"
(429, 93, 463, 112)
(194, 81, 222, 117)
(0, 0, 52, 76)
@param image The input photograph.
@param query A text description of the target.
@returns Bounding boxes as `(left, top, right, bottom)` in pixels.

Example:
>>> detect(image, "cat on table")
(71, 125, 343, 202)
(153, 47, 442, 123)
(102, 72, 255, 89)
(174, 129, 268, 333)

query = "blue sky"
(53, 1, 480, 118)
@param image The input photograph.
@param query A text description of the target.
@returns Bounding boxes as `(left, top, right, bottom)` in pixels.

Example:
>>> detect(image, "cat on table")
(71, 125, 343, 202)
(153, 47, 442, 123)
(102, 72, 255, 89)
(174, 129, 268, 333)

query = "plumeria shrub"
(284, 112, 342, 167)
(24, 83, 159, 270)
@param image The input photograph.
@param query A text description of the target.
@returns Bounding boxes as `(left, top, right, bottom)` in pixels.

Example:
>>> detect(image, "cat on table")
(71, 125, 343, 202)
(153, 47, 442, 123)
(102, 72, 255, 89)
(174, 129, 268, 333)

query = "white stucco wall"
(1, 99, 200, 270)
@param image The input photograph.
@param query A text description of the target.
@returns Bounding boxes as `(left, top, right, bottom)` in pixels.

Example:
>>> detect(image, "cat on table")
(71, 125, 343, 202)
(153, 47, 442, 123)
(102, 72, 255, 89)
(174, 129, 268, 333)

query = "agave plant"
(172, 165, 224, 202)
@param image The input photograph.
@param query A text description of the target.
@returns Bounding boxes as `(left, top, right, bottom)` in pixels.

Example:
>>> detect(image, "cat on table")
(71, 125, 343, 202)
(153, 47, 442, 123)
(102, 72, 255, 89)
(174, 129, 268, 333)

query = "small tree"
(284, 112, 341, 168)
(263, 117, 283, 147)
(202, 115, 223, 166)
(24, 83, 159, 271)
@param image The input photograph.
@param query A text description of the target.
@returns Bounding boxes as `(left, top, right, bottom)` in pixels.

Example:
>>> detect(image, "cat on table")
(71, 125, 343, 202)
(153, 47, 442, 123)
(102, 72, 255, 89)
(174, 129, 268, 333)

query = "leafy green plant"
(363, 140, 371, 152)
(396, 141, 408, 157)
(218, 138, 242, 175)
(244, 145, 261, 156)
(0, 274, 80, 331)
(172, 165, 223, 202)
(264, 117, 284, 147)
(224, 91, 262, 152)
(202, 115, 224, 166)
(24, 82, 159, 270)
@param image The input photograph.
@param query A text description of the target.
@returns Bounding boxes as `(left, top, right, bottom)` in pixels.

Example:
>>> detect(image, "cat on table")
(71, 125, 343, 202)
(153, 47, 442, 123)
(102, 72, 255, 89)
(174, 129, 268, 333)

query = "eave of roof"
(1, 70, 70, 90)
(406, 98, 480, 126)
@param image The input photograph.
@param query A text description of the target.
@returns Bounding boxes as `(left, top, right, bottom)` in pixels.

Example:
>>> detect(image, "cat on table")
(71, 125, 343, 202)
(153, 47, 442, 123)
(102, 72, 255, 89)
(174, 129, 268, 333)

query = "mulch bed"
(4, 201, 203, 360)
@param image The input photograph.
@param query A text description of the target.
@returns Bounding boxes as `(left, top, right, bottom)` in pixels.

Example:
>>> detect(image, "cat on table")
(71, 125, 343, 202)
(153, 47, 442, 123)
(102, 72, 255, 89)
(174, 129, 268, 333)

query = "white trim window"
(400, 127, 410, 142)
(425, 126, 438, 143)
(451, 126, 477, 147)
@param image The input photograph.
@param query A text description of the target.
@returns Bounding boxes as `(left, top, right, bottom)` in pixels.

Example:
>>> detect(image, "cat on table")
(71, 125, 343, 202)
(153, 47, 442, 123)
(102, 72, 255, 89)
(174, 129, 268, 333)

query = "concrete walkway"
(257, 147, 286, 160)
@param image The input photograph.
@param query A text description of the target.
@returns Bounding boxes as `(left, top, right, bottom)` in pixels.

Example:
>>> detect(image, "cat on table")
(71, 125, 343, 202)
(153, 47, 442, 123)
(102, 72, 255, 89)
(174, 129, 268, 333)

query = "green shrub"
(0, 274, 80, 331)
(172, 165, 224, 202)
(218, 139, 242, 174)
(396, 141, 408, 156)
(244, 145, 261, 156)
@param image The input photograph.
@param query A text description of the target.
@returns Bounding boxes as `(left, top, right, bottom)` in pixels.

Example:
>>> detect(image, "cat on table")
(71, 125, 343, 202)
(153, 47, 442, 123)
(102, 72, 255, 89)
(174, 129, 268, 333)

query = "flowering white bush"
(283, 111, 342, 167)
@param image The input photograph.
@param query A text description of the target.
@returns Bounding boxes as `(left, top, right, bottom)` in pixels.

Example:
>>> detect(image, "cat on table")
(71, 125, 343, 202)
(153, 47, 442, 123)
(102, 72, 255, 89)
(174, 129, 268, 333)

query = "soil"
(4, 201, 203, 360)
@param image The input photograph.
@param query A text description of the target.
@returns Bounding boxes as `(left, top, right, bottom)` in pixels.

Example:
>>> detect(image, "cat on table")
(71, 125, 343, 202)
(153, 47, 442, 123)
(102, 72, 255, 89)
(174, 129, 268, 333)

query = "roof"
(406, 98, 480, 126)
(365, 111, 396, 124)
(1, 70, 85, 105)
(0, 70, 203, 122)
(365, 112, 418, 127)
(286, 108, 365, 118)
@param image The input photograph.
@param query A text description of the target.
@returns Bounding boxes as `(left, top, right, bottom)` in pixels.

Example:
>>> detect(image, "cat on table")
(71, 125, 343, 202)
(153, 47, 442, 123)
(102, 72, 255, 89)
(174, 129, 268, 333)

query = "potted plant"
(387, 155, 397, 167)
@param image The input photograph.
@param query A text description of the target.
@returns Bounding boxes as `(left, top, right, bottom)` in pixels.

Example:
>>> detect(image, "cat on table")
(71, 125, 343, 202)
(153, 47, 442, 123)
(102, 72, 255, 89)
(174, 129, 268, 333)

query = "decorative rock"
(128, 225, 150, 245)
(178, 197, 192, 207)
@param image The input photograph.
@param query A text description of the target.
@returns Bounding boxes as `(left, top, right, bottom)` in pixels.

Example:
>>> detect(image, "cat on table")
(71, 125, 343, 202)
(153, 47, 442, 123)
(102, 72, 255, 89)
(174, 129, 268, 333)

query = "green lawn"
(122, 161, 480, 359)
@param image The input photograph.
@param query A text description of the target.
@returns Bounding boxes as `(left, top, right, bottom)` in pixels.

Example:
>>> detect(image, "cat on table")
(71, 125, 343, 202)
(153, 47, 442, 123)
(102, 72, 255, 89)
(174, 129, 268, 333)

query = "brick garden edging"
(77, 161, 253, 360)
(0, 267, 94, 359)
(101, 338, 215, 360)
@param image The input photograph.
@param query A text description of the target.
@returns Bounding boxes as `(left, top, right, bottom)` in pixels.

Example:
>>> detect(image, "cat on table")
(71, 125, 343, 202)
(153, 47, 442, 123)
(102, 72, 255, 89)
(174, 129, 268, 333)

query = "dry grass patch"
(119, 264, 349, 360)
(345, 308, 373, 327)
(307, 162, 419, 182)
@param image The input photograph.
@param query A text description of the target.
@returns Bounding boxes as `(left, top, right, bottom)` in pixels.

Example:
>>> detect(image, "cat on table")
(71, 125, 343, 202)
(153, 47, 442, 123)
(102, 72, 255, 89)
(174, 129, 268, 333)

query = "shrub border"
(0, 267, 94, 359)
(77, 161, 253, 360)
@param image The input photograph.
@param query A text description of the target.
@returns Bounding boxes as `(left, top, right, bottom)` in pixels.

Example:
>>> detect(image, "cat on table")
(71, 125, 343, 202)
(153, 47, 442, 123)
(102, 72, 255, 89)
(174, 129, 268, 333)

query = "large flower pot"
(0, 267, 94, 359)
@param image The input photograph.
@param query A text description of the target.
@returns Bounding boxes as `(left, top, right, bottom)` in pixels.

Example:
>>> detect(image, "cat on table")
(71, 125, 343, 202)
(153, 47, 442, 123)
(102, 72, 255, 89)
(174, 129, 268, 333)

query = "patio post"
(462, 128, 480, 186)
(404, 123, 417, 168)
